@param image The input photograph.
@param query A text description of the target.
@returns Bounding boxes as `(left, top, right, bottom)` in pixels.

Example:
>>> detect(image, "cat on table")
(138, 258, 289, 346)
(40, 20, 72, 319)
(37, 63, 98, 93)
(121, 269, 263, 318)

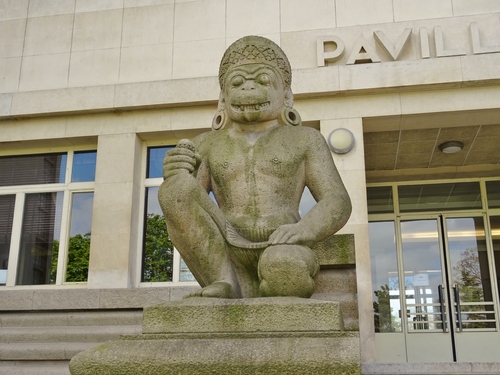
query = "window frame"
(138, 142, 199, 287)
(0, 148, 96, 288)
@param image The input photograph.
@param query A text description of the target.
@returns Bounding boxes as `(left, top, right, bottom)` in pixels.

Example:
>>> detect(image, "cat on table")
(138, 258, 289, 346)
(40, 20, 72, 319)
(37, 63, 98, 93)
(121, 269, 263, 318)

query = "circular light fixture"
(328, 128, 355, 154)
(439, 141, 463, 154)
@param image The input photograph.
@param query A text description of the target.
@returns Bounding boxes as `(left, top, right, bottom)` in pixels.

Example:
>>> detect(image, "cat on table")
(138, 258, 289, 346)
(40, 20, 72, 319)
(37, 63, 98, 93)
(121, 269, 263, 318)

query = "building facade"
(1, 0, 500, 374)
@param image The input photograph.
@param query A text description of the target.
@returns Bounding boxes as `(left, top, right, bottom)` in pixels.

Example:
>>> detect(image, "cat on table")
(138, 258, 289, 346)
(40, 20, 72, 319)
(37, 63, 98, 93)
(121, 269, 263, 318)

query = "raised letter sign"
(317, 36, 345, 66)
(435, 25, 466, 58)
(346, 36, 380, 65)
(470, 22, 500, 55)
(419, 27, 431, 59)
(373, 28, 412, 61)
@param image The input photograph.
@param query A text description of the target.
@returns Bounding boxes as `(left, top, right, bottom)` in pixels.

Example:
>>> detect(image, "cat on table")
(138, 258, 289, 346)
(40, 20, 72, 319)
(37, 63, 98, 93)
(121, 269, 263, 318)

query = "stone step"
(144, 297, 344, 334)
(0, 310, 143, 328)
(0, 324, 142, 343)
(0, 361, 70, 375)
(0, 342, 97, 361)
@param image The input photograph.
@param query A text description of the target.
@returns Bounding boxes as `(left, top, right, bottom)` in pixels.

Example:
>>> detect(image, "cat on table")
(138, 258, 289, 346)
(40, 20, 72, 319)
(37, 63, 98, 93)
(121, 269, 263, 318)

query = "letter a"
(346, 36, 381, 65)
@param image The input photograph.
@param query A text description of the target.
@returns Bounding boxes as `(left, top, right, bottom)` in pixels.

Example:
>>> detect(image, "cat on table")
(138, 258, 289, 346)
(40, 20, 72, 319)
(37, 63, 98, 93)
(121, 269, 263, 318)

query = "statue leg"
(258, 245, 319, 298)
(158, 173, 241, 298)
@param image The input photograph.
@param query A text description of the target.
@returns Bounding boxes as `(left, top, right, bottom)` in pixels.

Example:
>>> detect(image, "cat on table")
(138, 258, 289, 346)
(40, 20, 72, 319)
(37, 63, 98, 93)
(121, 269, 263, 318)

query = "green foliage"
(453, 246, 490, 328)
(49, 214, 173, 284)
(142, 213, 173, 282)
(66, 233, 91, 282)
(50, 240, 59, 284)
(50, 233, 90, 283)
(373, 284, 401, 332)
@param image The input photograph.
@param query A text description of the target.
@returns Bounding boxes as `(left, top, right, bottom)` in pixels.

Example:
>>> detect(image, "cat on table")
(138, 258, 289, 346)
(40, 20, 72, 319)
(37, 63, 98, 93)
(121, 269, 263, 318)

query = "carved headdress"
(218, 36, 292, 89)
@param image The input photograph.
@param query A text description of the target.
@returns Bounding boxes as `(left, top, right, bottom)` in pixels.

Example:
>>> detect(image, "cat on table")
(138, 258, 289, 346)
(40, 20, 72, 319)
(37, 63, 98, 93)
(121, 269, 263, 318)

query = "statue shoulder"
(279, 126, 328, 147)
(192, 130, 226, 155)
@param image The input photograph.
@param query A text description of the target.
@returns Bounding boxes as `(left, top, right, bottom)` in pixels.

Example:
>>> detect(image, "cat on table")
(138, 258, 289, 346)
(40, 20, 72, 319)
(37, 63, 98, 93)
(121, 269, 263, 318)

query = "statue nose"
(241, 80, 256, 90)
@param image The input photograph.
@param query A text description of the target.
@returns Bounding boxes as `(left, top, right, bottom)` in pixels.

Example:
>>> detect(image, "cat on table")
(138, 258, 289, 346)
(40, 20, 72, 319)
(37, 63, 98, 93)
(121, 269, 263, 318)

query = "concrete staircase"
(0, 310, 142, 375)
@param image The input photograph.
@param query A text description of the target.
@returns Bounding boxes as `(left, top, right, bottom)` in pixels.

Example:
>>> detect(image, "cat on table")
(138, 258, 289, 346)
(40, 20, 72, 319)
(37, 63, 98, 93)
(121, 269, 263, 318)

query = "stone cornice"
(1, 53, 500, 121)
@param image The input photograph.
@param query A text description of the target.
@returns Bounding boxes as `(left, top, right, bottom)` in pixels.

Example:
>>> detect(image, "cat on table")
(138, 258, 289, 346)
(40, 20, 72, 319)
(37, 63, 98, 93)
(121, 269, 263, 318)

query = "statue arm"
(269, 130, 351, 245)
(162, 134, 211, 192)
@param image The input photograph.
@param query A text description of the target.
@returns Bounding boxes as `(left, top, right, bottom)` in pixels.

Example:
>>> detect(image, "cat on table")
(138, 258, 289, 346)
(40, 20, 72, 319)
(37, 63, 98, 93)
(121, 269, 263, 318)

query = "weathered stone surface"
(69, 297, 360, 375)
(143, 297, 343, 334)
(69, 333, 361, 375)
(159, 35, 352, 299)
(312, 233, 355, 266)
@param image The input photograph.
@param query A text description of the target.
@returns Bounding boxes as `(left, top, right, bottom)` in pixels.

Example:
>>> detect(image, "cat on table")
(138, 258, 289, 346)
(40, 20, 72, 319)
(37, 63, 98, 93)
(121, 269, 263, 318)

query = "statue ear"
(217, 92, 226, 110)
(212, 92, 229, 130)
(284, 88, 294, 108)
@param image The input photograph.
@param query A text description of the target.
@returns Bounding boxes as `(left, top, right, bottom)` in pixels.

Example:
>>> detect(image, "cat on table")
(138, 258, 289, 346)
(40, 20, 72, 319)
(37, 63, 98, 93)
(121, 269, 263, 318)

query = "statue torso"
(196, 125, 314, 232)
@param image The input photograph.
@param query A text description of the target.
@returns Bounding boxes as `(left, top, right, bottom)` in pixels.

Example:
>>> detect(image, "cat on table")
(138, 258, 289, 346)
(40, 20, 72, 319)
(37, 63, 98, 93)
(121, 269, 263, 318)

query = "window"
(142, 146, 195, 283)
(0, 151, 96, 286)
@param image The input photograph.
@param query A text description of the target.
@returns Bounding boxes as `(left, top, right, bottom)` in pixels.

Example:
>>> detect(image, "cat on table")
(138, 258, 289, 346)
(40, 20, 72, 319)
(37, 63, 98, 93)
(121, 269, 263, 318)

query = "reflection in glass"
(446, 217, 495, 329)
(401, 220, 444, 331)
(399, 182, 481, 213)
(71, 151, 97, 182)
(17, 192, 63, 285)
(486, 181, 500, 209)
(65, 192, 94, 282)
(299, 187, 315, 217)
(142, 186, 174, 282)
(0, 195, 15, 285)
(367, 186, 394, 214)
(0, 153, 67, 186)
(179, 258, 196, 282)
(369, 221, 402, 332)
(147, 146, 173, 179)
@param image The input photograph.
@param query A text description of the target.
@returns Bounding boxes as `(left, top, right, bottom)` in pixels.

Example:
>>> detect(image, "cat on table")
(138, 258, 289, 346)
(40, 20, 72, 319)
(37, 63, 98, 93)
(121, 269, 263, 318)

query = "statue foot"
(185, 281, 237, 299)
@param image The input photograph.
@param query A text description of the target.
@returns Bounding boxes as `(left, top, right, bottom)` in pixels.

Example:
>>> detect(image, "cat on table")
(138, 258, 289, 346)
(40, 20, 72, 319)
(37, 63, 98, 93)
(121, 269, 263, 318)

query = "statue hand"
(268, 223, 315, 246)
(163, 139, 201, 180)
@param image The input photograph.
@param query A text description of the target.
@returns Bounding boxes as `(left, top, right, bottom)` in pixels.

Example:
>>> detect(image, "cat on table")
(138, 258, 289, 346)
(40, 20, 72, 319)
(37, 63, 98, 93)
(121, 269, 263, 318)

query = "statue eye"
(231, 76, 244, 87)
(257, 74, 271, 85)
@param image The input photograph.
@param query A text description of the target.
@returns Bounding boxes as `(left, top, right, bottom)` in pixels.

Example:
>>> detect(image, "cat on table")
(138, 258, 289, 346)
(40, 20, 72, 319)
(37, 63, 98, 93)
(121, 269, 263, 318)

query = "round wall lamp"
(328, 128, 355, 154)
(439, 141, 463, 154)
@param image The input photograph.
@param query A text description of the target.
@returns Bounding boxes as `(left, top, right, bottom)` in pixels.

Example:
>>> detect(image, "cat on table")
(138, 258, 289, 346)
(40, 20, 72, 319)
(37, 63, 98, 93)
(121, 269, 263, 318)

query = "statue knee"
(258, 245, 319, 298)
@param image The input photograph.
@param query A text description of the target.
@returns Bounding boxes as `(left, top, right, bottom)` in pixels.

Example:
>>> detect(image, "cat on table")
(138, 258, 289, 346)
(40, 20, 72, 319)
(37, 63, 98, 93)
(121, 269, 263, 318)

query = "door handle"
(438, 284, 447, 332)
(453, 284, 463, 332)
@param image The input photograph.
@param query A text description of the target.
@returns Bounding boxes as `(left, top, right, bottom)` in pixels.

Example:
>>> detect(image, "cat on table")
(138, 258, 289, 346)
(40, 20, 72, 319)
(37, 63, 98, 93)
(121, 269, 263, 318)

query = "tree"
(50, 233, 91, 283)
(452, 246, 490, 328)
(66, 233, 91, 282)
(373, 284, 401, 332)
(49, 214, 174, 284)
(142, 213, 173, 282)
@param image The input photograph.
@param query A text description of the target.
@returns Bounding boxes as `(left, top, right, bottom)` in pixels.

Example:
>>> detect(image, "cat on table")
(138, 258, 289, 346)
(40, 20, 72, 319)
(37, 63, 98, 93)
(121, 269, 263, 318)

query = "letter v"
(373, 28, 412, 61)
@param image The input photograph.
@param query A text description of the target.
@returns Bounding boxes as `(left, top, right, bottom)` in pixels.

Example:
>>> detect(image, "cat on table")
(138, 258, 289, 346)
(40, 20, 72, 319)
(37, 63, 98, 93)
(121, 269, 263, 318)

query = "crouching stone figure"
(158, 36, 351, 299)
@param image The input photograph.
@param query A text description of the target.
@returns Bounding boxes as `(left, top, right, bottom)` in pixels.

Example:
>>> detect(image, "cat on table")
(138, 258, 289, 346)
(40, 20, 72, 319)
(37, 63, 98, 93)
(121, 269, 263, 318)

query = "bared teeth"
(233, 102, 270, 112)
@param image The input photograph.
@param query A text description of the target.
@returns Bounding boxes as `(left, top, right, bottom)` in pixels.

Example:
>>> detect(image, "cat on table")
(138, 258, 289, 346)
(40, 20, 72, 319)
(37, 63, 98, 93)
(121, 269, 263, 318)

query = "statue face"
(223, 64, 286, 124)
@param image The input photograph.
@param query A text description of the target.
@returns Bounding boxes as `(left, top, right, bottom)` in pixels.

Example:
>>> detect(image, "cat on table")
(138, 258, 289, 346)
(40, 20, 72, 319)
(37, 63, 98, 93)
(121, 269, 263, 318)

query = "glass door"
(400, 217, 452, 362)
(444, 216, 498, 362)
(400, 214, 499, 362)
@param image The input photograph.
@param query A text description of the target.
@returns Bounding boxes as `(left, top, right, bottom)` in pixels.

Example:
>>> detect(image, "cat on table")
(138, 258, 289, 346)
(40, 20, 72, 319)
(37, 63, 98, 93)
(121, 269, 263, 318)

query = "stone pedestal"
(69, 297, 361, 375)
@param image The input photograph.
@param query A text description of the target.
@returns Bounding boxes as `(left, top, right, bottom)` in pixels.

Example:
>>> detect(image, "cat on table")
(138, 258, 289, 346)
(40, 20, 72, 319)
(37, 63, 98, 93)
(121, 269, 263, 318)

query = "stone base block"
(144, 296, 344, 333)
(69, 297, 361, 375)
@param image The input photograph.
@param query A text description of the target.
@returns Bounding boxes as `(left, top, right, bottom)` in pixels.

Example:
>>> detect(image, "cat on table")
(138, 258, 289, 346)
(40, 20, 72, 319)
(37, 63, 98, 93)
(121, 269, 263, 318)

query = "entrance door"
(400, 214, 499, 362)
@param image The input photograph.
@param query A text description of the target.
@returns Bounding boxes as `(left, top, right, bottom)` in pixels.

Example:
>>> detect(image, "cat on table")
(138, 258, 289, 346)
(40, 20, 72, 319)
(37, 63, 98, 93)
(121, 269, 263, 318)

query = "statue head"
(219, 36, 291, 91)
(212, 36, 300, 130)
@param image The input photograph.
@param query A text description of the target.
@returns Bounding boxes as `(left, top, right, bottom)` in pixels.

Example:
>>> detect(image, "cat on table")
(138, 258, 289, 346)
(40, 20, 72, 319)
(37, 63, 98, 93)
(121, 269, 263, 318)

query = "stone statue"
(159, 36, 351, 299)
